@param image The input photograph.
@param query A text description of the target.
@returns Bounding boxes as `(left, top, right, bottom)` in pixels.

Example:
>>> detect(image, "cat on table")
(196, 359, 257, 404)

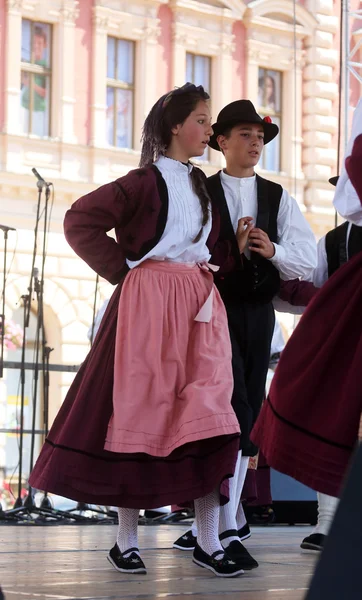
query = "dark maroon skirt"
(241, 452, 272, 506)
(251, 251, 362, 498)
(29, 279, 239, 508)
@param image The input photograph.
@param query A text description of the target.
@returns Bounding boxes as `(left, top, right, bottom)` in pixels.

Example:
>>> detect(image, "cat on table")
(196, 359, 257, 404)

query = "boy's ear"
(217, 134, 227, 151)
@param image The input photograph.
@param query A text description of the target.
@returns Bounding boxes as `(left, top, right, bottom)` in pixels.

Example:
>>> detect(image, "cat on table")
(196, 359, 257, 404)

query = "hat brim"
(329, 175, 339, 187)
(208, 119, 279, 151)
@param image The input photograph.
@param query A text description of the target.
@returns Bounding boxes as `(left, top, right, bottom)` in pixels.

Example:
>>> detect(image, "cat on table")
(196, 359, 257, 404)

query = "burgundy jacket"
(279, 278, 317, 306)
(64, 165, 224, 284)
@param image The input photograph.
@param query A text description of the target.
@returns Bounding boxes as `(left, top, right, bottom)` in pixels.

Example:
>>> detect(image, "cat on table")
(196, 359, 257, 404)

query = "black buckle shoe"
(173, 530, 197, 550)
(107, 544, 147, 574)
(192, 543, 244, 578)
(300, 533, 326, 551)
(224, 540, 259, 570)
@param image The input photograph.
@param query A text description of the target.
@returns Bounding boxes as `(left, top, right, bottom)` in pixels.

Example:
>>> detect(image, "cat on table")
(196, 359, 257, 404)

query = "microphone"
(32, 167, 52, 187)
(0, 224, 16, 232)
(33, 267, 39, 281)
(32, 167, 45, 183)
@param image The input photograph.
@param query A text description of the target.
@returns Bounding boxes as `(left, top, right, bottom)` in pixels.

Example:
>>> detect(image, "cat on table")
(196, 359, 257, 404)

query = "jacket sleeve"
(278, 279, 318, 306)
(64, 179, 130, 285)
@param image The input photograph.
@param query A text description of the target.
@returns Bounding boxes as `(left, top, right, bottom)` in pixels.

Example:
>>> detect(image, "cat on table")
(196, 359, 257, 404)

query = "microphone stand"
(9, 171, 45, 514)
(13, 293, 29, 509)
(25, 180, 51, 511)
(3, 171, 91, 523)
(9, 172, 44, 511)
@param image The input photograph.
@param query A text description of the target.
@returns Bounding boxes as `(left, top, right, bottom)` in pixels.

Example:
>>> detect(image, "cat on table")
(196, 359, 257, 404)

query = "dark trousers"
(226, 302, 275, 456)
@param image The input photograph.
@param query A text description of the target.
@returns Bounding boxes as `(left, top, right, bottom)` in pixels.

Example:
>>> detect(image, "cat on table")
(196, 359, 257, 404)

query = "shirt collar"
(220, 170, 256, 187)
(155, 155, 193, 174)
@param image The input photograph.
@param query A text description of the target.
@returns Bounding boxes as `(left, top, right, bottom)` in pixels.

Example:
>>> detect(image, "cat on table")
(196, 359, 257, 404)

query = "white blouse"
(127, 156, 212, 269)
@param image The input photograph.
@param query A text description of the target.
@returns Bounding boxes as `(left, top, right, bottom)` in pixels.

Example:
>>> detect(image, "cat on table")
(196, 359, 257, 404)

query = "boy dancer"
(174, 100, 316, 568)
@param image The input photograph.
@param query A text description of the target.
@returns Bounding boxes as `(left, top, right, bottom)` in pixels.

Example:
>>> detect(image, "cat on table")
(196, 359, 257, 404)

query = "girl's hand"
(236, 216, 254, 254)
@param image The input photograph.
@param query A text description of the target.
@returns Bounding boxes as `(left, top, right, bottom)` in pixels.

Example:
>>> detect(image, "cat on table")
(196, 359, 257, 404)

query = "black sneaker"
(300, 533, 326, 551)
(238, 523, 251, 541)
(173, 530, 197, 550)
(107, 544, 147, 574)
(192, 543, 244, 578)
(224, 540, 259, 570)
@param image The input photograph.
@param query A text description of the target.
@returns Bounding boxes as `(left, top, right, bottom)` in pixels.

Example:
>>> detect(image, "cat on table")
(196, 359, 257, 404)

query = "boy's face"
(217, 123, 265, 169)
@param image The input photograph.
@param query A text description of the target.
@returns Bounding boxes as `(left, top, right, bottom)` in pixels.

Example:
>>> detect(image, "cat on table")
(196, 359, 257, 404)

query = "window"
(186, 53, 211, 161)
(106, 38, 135, 149)
(20, 20, 52, 137)
(258, 68, 282, 172)
(186, 53, 211, 91)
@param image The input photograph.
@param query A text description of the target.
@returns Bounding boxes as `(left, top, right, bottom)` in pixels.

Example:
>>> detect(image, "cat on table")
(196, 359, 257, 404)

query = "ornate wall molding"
(170, 0, 245, 22)
(92, 3, 161, 41)
(6, 0, 23, 11)
(59, 2, 80, 25)
(172, 20, 234, 57)
(244, 0, 317, 35)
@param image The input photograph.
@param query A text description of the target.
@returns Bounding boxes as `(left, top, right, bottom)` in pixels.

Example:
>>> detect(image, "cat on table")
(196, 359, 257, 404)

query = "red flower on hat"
(263, 116, 272, 123)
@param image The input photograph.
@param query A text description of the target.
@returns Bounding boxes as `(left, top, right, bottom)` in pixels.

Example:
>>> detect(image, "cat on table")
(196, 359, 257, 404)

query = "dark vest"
(207, 172, 282, 305)
(325, 221, 362, 278)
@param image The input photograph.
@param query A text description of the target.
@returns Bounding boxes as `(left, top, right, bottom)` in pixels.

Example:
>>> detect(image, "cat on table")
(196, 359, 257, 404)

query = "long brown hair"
(140, 83, 211, 242)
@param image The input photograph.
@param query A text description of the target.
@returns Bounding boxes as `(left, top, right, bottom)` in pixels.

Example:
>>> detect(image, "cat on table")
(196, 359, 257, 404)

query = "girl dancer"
(29, 84, 242, 577)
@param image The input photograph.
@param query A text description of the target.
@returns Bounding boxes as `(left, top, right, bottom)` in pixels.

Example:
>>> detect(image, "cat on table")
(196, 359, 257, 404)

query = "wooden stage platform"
(0, 524, 318, 600)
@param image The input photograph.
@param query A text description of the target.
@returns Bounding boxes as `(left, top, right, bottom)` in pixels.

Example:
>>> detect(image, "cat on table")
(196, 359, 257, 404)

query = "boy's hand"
(248, 228, 275, 258)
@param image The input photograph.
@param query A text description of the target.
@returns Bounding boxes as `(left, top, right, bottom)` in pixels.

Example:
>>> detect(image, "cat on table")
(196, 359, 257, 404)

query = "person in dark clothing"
(174, 100, 316, 568)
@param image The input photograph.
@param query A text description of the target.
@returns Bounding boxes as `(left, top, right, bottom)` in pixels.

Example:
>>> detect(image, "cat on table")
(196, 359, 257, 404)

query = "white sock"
(234, 455, 249, 516)
(236, 502, 247, 531)
(194, 489, 224, 557)
(116, 507, 140, 557)
(219, 451, 243, 547)
(234, 455, 250, 533)
(313, 493, 339, 536)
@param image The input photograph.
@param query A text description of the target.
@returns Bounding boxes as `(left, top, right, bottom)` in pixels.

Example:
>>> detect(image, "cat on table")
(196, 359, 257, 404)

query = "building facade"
(0, 0, 361, 488)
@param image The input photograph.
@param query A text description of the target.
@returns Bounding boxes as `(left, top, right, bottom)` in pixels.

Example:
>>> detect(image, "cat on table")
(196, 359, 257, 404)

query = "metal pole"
(344, 0, 350, 153)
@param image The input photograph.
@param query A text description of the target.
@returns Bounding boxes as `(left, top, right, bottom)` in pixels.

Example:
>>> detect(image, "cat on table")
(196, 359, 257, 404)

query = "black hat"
(329, 175, 339, 187)
(209, 100, 279, 151)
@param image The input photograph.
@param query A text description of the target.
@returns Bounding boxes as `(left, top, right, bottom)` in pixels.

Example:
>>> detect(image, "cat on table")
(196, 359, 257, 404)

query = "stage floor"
(0, 524, 318, 599)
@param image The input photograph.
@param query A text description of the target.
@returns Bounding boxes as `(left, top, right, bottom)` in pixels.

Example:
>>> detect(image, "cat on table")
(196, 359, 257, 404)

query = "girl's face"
(171, 100, 213, 160)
